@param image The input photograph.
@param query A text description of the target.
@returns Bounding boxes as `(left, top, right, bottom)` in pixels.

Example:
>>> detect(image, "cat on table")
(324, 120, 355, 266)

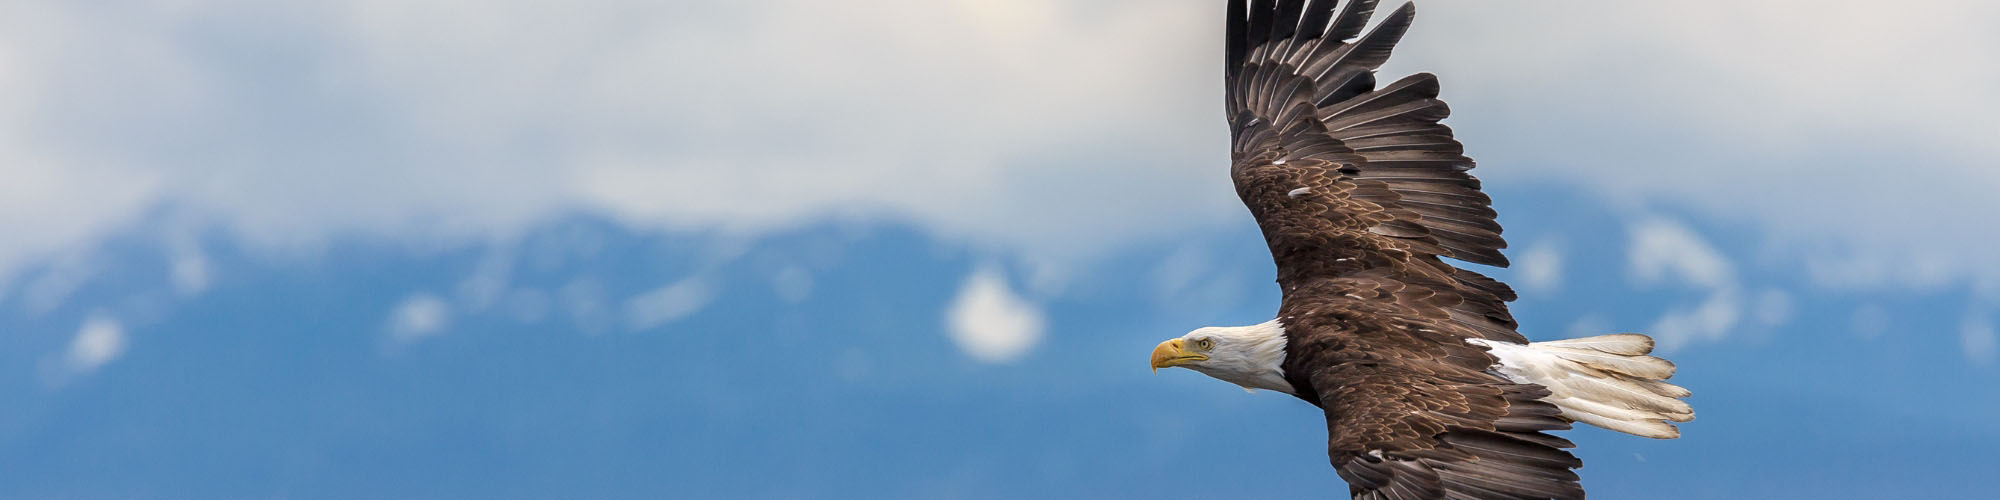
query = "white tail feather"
(1470, 334, 1694, 439)
(1535, 334, 1655, 355)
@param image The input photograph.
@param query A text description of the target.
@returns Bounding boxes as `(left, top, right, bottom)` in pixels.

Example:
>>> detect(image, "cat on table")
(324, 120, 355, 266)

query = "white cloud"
(1513, 240, 1563, 294)
(387, 292, 451, 343)
(0, 2, 176, 284)
(1648, 289, 1743, 352)
(165, 230, 212, 297)
(945, 267, 1045, 364)
(1625, 217, 1787, 351)
(1624, 217, 1736, 350)
(624, 278, 714, 331)
(1629, 219, 1733, 290)
(2, 0, 1999, 298)
(1963, 315, 1998, 366)
(65, 315, 127, 374)
(1384, 2, 2000, 292)
(455, 246, 514, 313)
(20, 251, 96, 315)
(0, 0, 1225, 284)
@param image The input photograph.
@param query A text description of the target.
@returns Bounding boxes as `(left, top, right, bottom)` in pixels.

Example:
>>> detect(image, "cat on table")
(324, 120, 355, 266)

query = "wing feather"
(1225, 2, 1573, 498)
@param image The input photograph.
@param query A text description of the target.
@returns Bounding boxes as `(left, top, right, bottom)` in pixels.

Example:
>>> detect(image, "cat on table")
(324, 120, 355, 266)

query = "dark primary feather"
(1325, 0, 1378, 43)
(1226, 0, 1521, 343)
(1223, 1, 1574, 499)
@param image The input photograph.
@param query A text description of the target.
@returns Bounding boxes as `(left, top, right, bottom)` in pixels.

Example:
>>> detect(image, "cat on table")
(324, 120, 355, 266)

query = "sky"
(2, 0, 1997, 498)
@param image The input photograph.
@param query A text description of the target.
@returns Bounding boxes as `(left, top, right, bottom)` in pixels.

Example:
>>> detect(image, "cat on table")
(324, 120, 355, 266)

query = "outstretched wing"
(1227, 0, 1518, 343)
(1226, 2, 1582, 498)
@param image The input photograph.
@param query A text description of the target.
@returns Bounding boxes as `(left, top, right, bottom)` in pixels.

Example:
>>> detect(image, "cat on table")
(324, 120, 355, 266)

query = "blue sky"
(3, 1, 1998, 498)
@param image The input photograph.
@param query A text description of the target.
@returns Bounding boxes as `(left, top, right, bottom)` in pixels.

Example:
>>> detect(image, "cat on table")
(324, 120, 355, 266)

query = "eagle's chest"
(1277, 347, 1322, 405)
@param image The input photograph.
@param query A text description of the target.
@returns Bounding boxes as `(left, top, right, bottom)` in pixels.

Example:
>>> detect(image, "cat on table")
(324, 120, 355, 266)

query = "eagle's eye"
(1196, 338, 1215, 350)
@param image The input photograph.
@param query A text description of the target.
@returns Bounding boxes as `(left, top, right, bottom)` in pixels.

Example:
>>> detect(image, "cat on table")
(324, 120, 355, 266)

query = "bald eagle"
(1148, 2, 1694, 499)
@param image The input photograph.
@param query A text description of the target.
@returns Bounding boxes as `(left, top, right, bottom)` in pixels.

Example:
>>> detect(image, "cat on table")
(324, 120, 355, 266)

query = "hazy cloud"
(625, 278, 715, 331)
(65, 315, 127, 374)
(771, 267, 814, 305)
(3, 0, 1998, 298)
(1389, 1, 2000, 292)
(1151, 246, 1211, 302)
(559, 278, 612, 336)
(165, 231, 212, 297)
(946, 267, 1045, 364)
(1513, 240, 1564, 294)
(455, 246, 515, 313)
(20, 251, 97, 315)
(0, 0, 1223, 285)
(387, 292, 451, 344)
(1963, 315, 1997, 366)
(1752, 289, 1794, 327)
(1148, 245, 1250, 316)
(1647, 290, 1743, 352)
(1629, 219, 1733, 290)
(1626, 217, 1787, 351)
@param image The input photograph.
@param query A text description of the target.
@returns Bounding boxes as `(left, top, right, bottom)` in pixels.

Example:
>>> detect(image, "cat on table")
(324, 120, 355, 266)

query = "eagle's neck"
(1190, 319, 1293, 395)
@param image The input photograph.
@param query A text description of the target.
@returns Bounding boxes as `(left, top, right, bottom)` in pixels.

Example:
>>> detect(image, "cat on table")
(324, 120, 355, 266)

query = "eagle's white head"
(1150, 319, 1293, 394)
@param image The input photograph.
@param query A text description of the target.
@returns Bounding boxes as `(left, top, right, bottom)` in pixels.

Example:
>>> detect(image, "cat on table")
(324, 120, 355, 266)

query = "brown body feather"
(1224, 1, 1584, 498)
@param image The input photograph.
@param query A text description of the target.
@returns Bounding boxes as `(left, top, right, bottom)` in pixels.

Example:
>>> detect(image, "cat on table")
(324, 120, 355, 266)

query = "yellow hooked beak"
(1151, 338, 1208, 372)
